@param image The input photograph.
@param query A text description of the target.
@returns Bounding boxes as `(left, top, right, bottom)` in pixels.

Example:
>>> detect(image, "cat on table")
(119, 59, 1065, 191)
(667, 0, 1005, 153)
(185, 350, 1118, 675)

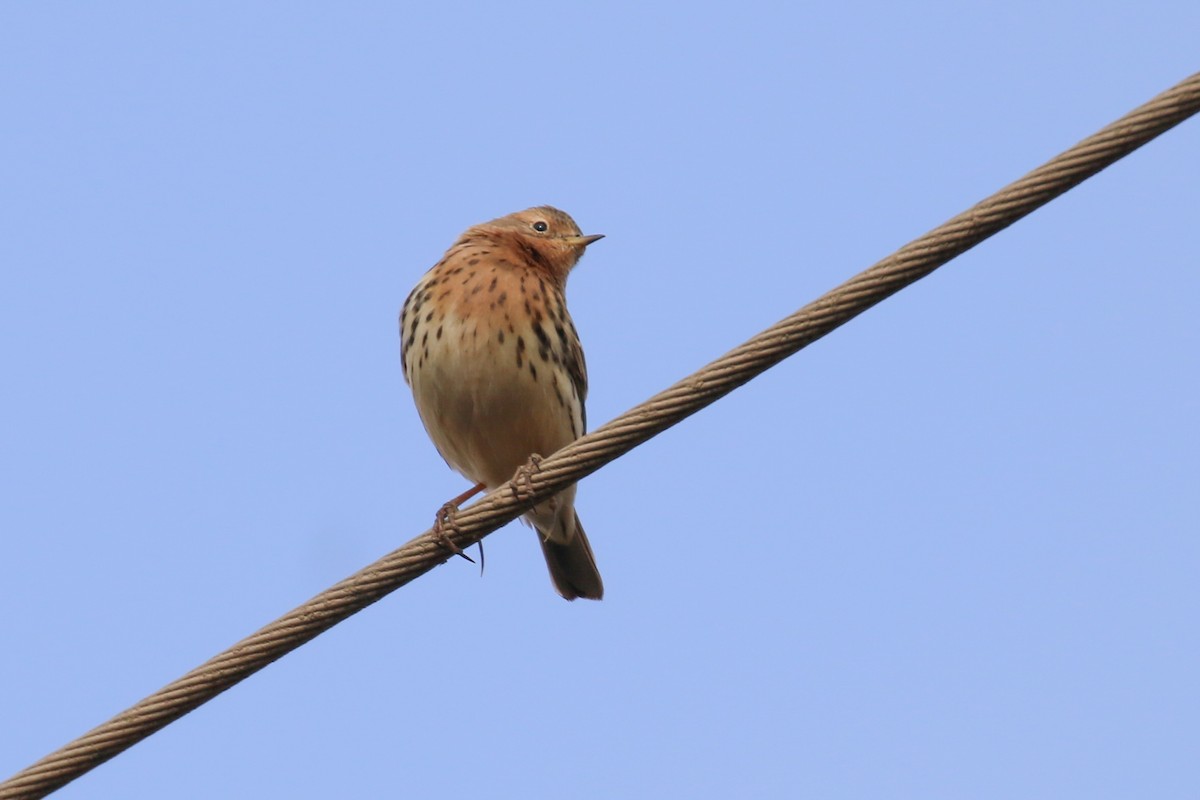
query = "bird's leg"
(432, 482, 485, 562)
(510, 453, 544, 502)
(447, 482, 486, 509)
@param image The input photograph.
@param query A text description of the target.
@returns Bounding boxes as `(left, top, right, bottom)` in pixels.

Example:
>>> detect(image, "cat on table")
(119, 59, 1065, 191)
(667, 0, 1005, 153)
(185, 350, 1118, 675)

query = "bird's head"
(472, 206, 603, 282)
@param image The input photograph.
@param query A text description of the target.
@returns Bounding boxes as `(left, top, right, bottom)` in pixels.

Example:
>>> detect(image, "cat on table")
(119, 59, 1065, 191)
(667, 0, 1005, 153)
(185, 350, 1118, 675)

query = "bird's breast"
(405, 291, 582, 488)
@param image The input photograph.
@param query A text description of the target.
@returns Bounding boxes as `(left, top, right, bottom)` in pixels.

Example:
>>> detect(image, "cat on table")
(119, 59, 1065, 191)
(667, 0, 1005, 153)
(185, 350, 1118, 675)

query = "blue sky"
(2, 4, 1197, 798)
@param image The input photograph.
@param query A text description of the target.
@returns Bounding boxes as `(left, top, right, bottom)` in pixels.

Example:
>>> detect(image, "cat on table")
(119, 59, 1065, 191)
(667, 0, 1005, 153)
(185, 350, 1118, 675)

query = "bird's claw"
(510, 453, 544, 502)
(432, 502, 475, 563)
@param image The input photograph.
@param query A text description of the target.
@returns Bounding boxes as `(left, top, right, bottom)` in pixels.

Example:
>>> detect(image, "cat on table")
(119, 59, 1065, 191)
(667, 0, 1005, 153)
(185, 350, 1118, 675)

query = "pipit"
(400, 206, 604, 600)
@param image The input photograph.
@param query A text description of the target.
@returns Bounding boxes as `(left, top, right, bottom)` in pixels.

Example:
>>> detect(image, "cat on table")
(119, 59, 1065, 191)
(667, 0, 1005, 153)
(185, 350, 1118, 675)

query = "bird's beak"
(564, 233, 605, 247)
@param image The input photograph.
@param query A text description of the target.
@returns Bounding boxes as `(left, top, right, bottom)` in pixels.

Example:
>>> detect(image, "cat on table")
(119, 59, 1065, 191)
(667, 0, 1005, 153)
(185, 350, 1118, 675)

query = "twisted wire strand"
(3, 71, 1197, 800)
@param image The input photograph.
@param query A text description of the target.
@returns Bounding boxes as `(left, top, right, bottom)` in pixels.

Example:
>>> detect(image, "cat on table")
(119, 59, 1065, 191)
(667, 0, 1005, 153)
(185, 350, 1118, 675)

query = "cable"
(2, 71, 1197, 800)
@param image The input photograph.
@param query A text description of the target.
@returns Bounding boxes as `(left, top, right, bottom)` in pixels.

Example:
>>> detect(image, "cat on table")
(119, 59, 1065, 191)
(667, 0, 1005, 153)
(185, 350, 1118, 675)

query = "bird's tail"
(537, 511, 603, 601)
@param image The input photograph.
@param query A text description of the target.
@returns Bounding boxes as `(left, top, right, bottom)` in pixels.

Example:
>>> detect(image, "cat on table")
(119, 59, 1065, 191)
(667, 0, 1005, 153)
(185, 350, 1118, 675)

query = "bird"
(399, 206, 605, 600)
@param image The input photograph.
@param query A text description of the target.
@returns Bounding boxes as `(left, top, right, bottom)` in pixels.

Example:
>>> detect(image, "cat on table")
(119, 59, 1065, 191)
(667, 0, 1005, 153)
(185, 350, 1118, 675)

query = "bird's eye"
(532, 221, 549, 232)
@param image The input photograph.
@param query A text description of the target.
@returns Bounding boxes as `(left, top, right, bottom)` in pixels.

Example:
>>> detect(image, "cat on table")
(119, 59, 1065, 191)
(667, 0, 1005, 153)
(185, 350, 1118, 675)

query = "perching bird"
(399, 206, 604, 600)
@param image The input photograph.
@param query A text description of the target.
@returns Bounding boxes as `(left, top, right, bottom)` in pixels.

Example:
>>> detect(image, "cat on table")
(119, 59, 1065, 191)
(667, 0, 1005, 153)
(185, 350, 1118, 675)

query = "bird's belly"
(409, 312, 576, 488)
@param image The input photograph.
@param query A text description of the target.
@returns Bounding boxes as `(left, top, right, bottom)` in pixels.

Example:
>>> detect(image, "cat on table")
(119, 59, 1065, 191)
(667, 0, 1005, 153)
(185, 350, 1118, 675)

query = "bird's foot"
(510, 453, 545, 502)
(432, 502, 475, 563)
